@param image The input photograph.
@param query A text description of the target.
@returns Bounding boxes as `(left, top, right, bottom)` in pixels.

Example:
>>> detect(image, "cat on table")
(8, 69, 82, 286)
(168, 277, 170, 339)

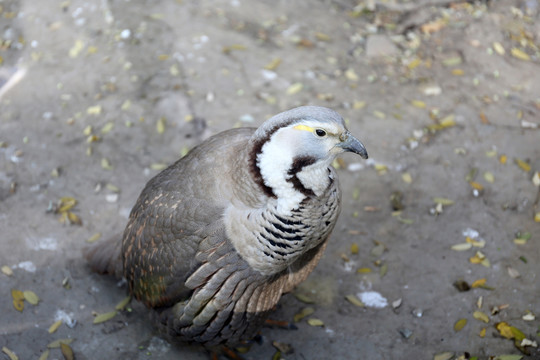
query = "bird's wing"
(122, 128, 256, 308)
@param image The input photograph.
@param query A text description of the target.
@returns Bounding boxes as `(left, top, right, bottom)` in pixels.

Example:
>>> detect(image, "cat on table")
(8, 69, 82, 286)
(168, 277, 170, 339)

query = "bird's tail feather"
(83, 234, 123, 279)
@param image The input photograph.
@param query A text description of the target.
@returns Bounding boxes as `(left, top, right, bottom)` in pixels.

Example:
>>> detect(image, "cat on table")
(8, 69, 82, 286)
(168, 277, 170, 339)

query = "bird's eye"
(315, 129, 327, 137)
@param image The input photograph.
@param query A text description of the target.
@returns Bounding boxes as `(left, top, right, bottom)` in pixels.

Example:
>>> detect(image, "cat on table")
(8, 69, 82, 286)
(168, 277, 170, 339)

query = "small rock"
(365, 35, 400, 58)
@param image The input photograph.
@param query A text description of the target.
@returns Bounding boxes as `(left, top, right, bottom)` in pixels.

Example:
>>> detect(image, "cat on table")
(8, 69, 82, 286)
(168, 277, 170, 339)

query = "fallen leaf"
(345, 294, 365, 307)
(511, 48, 530, 61)
(60, 342, 74, 360)
(350, 243, 359, 254)
(402, 173, 412, 183)
(411, 100, 426, 109)
(23, 290, 39, 305)
(293, 307, 314, 322)
(47, 339, 74, 349)
(493, 42, 506, 55)
(1, 265, 13, 276)
(345, 68, 359, 81)
(433, 197, 454, 206)
(286, 83, 303, 95)
(484, 172, 495, 183)
(515, 158, 531, 172)
(156, 117, 166, 134)
(115, 296, 131, 311)
(451, 243, 472, 251)
(264, 58, 282, 71)
(471, 278, 487, 288)
(479, 327, 486, 338)
(454, 318, 467, 331)
(48, 320, 63, 334)
(307, 318, 324, 327)
(93, 310, 117, 324)
(434, 352, 454, 360)
(39, 349, 50, 360)
(473, 310, 490, 323)
(1, 347, 18, 360)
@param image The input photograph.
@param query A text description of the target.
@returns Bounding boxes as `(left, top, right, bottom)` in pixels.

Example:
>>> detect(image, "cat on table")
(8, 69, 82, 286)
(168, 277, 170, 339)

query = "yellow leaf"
(411, 100, 426, 109)
(286, 83, 303, 95)
(87, 232, 102, 243)
(47, 339, 74, 349)
(499, 155, 507, 164)
(451, 243, 472, 251)
(345, 68, 359, 81)
(373, 111, 386, 119)
(307, 318, 324, 327)
(534, 212, 540, 222)
(60, 342, 74, 360)
(439, 114, 456, 128)
(93, 310, 117, 324)
(86, 105, 102, 115)
(473, 310, 490, 323)
(407, 58, 421, 70)
(345, 294, 364, 307)
(496, 322, 514, 339)
(353, 100, 366, 110)
(469, 181, 484, 191)
(472, 279, 487, 289)
(452, 69, 464, 76)
(99, 158, 112, 170)
(264, 58, 281, 71)
(493, 42, 505, 55)
(433, 197, 454, 205)
(2, 265, 13, 276)
(1, 347, 19, 360)
(38, 349, 49, 360)
(515, 158, 531, 172)
(511, 48, 530, 61)
(484, 172, 495, 183)
(479, 327, 486, 338)
(115, 296, 131, 311)
(58, 197, 77, 213)
(454, 318, 467, 331)
(100, 122, 114, 134)
(357, 267, 372, 274)
(23, 290, 39, 305)
(350, 243, 359, 254)
(293, 307, 314, 322)
(402, 173, 412, 184)
(156, 117, 166, 134)
(48, 320, 62, 334)
(466, 237, 485, 248)
(157, 54, 170, 60)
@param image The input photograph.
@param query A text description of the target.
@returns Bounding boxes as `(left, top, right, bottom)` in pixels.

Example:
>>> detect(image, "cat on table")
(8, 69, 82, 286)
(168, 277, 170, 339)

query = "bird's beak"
(336, 131, 368, 159)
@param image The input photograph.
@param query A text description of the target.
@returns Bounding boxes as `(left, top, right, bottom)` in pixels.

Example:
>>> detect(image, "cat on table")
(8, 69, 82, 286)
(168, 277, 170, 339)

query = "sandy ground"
(1, 0, 540, 359)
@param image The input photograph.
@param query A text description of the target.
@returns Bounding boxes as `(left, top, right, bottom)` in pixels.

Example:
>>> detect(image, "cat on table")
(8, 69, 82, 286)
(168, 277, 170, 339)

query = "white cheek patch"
(257, 129, 305, 213)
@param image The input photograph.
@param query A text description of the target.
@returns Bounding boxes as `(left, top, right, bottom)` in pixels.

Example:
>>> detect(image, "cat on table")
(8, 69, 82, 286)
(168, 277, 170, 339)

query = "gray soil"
(1, 0, 539, 359)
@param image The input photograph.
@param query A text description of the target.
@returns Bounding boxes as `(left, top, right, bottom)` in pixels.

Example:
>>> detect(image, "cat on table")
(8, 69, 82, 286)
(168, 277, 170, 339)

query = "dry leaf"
(454, 318, 467, 331)
(264, 58, 281, 71)
(1, 347, 18, 360)
(402, 173, 412, 183)
(471, 278, 487, 288)
(493, 42, 505, 55)
(411, 100, 426, 109)
(1, 265, 13, 276)
(479, 327, 486, 338)
(47, 339, 74, 348)
(484, 172, 495, 183)
(473, 310, 490, 323)
(48, 320, 63, 334)
(93, 310, 117, 324)
(345, 294, 364, 307)
(156, 117, 166, 134)
(511, 48, 530, 61)
(23, 290, 39, 305)
(115, 296, 131, 311)
(293, 307, 314, 322)
(60, 342, 74, 360)
(39, 349, 50, 360)
(515, 158, 531, 172)
(307, 318, 324, 327)
(433, 352, 454, 360)
(286, 83, 303, 95)
(451, 243, 472, 251)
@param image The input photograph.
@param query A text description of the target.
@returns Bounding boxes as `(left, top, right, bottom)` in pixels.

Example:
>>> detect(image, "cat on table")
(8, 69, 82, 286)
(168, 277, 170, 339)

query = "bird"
(85, 105, 368, 347)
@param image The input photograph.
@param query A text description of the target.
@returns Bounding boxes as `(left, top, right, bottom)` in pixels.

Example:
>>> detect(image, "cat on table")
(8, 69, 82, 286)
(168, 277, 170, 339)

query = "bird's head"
(249, 106, 368, 205)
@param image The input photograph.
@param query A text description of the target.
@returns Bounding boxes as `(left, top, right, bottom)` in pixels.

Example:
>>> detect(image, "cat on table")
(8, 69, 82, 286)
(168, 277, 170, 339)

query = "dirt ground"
(1, 0, 539, 359)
